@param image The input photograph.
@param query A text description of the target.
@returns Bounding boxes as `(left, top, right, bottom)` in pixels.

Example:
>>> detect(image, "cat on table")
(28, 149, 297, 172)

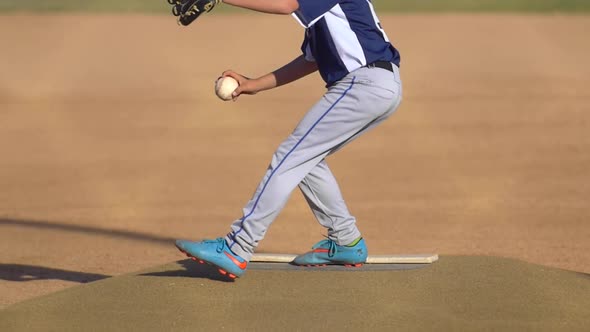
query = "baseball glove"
(168, 0, 220, 26)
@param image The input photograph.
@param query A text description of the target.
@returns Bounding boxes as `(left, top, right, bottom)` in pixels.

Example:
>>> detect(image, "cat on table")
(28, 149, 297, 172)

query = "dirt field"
(1, 14, 589, 309)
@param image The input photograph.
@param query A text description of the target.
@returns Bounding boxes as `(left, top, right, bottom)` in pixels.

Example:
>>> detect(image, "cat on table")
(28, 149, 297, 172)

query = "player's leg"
(292, 108, 402, 266)
(329, 67, 403, 156)
(292, 66, 403, 266)
(176, 65, 402, 276)
(298, 159, 360, 246)
(226, 67, 401, 262)
(298, 66, 402, 245)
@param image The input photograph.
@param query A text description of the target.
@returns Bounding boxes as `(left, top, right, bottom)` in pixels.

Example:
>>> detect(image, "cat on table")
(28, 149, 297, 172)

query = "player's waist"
(360, 60, 401, 85)
(365, 61, 395, 73)
(322, 60, 399, 87)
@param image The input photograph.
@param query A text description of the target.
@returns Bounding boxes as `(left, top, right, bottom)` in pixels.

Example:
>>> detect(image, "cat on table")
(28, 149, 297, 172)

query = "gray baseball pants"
(226, 64, 403, 261)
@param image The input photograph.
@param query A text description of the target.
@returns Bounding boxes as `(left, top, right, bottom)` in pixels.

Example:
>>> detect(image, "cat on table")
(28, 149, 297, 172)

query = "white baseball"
(215, 76, 239, 101)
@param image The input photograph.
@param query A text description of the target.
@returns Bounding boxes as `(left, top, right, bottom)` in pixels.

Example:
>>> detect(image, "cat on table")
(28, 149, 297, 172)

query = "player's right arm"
(222, 55, 317, 101)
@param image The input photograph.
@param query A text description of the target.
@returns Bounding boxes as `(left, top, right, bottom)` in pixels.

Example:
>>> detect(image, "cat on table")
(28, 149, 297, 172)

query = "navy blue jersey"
(294, 0, 401, 86)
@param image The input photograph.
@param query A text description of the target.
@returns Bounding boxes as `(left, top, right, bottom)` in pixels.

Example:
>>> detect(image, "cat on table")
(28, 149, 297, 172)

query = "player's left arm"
(222, 0, 299, 14)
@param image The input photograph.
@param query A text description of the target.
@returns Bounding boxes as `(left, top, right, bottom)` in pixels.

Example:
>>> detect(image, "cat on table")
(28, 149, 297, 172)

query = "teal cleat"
(175, 238, 248, 279)
(292, 238, 368, 267)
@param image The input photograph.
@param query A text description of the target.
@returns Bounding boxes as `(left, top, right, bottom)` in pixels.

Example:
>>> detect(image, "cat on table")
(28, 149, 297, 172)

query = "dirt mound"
(1, 256, 589, 331)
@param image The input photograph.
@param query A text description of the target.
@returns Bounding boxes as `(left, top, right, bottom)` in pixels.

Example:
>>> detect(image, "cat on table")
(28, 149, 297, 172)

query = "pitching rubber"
(251, 253, 439, 264)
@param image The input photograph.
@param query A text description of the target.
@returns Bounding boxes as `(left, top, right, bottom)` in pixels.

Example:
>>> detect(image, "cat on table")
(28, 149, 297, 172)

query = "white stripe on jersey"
(366, 0, 391, 42)
(324, 5, 367, 72)
(292, 6, 336, 28)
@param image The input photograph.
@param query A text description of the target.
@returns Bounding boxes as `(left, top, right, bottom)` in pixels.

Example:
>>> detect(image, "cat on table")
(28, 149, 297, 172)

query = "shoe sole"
(175, 245, 239, 279)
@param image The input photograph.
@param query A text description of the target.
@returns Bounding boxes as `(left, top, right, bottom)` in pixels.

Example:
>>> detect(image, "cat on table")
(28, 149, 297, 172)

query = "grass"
(0, 0, 589, 13)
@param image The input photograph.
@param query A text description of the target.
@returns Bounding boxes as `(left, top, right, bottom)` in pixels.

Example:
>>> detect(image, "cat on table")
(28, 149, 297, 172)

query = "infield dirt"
(1, 14, 589, 309)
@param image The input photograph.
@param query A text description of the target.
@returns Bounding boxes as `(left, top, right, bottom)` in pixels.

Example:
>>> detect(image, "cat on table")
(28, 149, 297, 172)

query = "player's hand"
(222, 70, 259, 101)
(169, 0, 220, 26)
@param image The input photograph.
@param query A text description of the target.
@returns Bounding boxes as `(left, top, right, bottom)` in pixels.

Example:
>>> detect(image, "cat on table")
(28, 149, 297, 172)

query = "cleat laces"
(201, 238, 226, 253)
(312, 239, 338, 258)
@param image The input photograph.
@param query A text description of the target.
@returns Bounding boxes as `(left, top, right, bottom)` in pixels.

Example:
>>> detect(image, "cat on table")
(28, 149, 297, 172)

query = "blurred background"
(1, 0, 589, 309)
(1, 0, 590, 12)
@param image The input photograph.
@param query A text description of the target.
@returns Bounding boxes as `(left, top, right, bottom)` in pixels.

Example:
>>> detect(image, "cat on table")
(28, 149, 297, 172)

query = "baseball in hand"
(215, 76, 239, 101)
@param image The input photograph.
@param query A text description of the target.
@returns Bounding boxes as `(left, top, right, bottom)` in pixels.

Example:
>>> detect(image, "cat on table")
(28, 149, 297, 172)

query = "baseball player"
(171, 0, 402, 279)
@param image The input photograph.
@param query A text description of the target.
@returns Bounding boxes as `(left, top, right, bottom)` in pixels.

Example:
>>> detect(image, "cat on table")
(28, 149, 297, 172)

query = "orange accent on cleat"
(218, 269, 227, 275)
(191, 257, 197, 261)
(228, 273, 236, 279)
(223, 252, 248, 270)
(199, 260, 204, 264)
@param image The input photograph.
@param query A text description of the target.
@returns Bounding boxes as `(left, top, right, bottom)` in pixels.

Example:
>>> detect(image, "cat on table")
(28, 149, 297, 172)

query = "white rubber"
(250, 253, 439, 264)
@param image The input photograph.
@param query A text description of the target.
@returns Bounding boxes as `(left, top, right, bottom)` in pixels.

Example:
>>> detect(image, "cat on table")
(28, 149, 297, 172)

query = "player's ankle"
(345, 237, 363, 247)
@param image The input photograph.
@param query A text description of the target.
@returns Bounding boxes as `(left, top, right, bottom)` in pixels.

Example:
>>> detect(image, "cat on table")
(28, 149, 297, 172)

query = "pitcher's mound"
(1, 256, 589, 331)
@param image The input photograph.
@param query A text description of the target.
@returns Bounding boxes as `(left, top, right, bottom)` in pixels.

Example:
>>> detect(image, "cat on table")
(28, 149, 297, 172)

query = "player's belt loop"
(366, 61, 394, 73)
